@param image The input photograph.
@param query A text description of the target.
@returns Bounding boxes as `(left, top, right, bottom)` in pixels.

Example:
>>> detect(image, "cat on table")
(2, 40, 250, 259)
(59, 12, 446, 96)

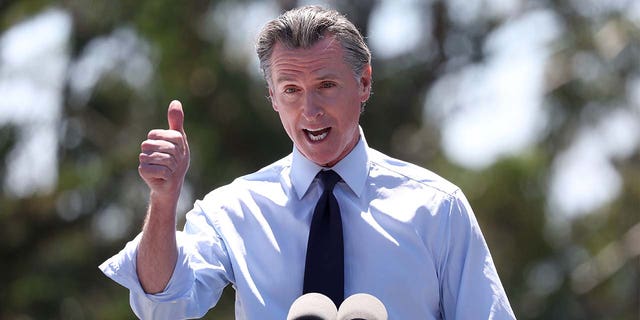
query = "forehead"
(269, 37, 350, 82)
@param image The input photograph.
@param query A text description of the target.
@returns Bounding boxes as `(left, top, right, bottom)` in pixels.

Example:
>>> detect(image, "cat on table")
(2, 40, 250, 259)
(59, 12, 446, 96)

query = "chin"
(311, 158, 332, 167)
(307, 154, 337, 167)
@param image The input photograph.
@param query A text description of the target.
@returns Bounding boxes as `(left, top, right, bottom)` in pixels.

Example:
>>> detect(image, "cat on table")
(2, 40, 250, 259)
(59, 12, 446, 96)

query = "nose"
(301, 92, 324, 120)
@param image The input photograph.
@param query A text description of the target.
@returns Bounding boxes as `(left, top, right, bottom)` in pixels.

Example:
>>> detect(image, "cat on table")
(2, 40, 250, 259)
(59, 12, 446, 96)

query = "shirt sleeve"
(98, 201, 234, 319)
(438, 190, 516, 320)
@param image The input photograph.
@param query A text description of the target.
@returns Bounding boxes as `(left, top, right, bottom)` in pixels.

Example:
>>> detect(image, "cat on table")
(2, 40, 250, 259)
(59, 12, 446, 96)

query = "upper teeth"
(308, 130, 328, 141)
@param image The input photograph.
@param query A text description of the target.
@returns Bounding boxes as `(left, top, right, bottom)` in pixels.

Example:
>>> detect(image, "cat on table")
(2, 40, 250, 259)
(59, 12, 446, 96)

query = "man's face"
(268, 36, 372, 167)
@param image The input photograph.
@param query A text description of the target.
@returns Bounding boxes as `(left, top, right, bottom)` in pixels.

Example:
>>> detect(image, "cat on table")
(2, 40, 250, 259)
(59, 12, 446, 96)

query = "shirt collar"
(291, 127, 370, 200)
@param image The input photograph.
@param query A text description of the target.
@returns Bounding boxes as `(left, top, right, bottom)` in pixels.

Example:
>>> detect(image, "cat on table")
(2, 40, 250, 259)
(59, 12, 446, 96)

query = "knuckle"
(148, 129, 163, 137)
(141, 140, 156, 152)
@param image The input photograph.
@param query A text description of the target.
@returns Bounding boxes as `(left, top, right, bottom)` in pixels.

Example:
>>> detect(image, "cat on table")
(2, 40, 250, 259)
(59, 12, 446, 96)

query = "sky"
(0, 8, 70, 197)
(0, 0, 639, 223)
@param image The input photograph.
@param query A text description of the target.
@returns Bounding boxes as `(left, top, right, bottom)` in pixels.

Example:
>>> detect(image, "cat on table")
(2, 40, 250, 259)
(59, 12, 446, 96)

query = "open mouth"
(304, 127, 330, 142)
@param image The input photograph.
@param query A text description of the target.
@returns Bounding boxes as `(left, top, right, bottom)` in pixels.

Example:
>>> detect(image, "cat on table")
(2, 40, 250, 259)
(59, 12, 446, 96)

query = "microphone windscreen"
(337, 293, 388, 320)
(287, 292, 338, 320)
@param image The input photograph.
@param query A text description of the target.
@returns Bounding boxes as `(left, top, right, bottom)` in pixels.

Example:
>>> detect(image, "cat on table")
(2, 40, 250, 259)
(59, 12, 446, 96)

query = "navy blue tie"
(303, 170, 344, 307)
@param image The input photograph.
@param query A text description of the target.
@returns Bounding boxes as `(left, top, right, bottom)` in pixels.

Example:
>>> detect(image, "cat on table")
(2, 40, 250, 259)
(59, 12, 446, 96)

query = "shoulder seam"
(368, 156, 460, 199)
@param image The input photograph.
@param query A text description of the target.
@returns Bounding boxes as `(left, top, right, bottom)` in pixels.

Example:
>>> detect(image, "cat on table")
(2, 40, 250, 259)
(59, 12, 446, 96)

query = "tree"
(0, 0, 638, 318)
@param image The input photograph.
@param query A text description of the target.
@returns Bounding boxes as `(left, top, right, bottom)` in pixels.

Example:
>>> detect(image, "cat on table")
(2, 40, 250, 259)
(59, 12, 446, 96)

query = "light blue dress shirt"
(100, 131, 515, 319)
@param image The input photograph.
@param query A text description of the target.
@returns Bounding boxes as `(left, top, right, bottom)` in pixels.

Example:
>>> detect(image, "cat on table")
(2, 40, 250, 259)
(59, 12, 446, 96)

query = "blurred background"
(0, 0, 638, 319)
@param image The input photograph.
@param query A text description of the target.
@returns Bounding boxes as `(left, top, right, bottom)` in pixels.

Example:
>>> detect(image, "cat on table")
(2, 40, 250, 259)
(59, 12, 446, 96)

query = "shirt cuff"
(98, 232, 195, 303)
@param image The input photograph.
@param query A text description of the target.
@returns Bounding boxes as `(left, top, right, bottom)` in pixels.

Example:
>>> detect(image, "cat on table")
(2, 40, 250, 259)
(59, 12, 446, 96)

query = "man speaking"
(100, 5, 516, 319)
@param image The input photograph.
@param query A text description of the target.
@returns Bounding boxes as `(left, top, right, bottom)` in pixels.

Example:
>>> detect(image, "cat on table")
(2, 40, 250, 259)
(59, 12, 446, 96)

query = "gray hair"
(256, 5, 371, 86)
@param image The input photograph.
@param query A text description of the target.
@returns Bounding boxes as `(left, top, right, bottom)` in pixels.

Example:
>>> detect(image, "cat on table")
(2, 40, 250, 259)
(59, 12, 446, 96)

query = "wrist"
(147, 190, 180, 223)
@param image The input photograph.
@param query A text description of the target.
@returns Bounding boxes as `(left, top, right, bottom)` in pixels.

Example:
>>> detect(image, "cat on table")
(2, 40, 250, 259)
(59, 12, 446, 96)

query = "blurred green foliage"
(0, 0, 638, 319)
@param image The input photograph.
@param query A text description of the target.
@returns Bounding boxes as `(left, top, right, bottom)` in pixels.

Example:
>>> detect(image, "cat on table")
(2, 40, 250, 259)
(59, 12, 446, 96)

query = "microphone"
(287, 292, 338, 320)
(336, 293, 388, 320)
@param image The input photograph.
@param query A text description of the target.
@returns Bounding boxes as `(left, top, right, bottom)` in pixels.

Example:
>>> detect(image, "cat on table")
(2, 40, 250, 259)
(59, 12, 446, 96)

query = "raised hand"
(138, 100, 190, 199)
(136, 100, 190, 293)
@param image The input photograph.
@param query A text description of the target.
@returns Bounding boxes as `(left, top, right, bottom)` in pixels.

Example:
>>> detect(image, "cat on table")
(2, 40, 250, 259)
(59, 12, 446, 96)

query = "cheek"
(343, 100, 363, 120)
(278, 111, 297, 133)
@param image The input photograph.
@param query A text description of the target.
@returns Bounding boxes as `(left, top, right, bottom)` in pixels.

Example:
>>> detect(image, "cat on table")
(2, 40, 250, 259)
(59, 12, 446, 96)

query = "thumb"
(167, 100, 185, 134)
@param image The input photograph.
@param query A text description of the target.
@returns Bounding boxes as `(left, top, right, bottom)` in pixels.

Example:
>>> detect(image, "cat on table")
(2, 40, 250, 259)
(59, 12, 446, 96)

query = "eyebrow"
(274, 75, 297, 84)
(274, 72, 340, 84)
(316, 73, 340, 81)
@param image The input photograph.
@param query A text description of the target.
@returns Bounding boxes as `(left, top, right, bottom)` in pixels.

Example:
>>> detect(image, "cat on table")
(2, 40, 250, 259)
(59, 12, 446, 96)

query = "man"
(100, 5, 515, 319)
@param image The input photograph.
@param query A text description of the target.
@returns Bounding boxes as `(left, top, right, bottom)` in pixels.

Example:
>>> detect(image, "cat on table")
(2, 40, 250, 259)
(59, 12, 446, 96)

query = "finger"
(167, 100, 185, 134)
(147, 129, 184, 141)
(146, 130, 187, 156)
(139, 152, 177, 170)
(141, 139, 183, 155)
(138, 163, 172, 181)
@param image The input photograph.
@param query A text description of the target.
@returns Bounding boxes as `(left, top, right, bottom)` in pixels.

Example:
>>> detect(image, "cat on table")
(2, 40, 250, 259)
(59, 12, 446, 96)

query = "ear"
(359, 64, 372, 103)
(268, 86, 279, 112)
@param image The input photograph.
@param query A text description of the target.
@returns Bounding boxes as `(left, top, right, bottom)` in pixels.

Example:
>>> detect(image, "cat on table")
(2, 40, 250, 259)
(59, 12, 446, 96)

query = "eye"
(320, 81, 336, 89)
(284, 87, 299, 94)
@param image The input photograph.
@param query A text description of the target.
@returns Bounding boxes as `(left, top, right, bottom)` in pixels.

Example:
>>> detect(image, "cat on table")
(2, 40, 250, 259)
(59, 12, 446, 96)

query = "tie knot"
(318, 170, 341, 192)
